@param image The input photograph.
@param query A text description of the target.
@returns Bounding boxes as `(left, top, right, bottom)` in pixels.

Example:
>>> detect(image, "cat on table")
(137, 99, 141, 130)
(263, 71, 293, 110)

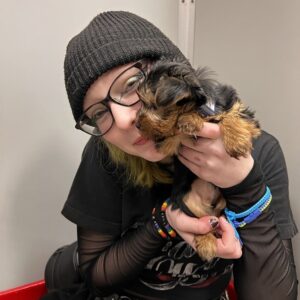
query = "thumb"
(166, 206, 219, 234)
(196, 122, 221, 139)
(185, 215, 219, 234)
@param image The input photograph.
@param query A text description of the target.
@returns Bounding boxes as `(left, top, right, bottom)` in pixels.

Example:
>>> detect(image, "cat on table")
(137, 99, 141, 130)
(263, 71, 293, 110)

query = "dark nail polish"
(209, 218, 219, 229)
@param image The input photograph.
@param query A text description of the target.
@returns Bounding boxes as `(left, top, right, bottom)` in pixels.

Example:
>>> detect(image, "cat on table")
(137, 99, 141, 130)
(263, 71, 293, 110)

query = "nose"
(110, 102, 141, 130)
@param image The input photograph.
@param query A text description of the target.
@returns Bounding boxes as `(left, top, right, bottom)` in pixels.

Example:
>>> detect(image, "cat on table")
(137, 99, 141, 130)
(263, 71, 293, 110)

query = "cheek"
(102, 131, 136, 156)
(102, 132, 128, 151)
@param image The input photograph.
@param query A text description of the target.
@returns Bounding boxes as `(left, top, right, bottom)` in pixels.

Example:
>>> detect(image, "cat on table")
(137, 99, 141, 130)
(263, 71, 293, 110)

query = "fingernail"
(209, 218, 219, 229)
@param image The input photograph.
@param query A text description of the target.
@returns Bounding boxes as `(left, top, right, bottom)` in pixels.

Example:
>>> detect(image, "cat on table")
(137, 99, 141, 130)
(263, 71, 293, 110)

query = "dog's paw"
(177, 122, 198, 135)
(194, 233, 217, 262)
(177, 114, 204, 135)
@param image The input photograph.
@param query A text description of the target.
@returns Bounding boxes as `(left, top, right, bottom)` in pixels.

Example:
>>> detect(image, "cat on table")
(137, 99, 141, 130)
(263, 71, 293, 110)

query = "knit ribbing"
(64, 11, 186, 121)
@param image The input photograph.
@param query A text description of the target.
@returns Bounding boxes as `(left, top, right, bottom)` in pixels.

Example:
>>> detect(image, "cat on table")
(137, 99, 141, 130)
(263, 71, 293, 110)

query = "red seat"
(0, 280, 237, 300)
(0, 280, 46, 300)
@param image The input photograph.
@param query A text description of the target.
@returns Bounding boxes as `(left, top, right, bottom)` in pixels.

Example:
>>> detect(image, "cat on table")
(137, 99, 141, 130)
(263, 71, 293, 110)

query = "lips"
(133, 136, 150, 145)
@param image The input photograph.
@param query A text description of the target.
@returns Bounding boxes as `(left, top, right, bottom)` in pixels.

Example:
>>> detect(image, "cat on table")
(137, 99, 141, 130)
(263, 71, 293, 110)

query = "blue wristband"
(224, 186, 272, 244)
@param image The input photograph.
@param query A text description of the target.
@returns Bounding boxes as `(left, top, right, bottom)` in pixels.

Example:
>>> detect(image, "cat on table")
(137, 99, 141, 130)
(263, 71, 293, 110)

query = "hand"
(178, 122, 254, 188)
(166, 206, 242, 259)
(215, 216, 242, 259)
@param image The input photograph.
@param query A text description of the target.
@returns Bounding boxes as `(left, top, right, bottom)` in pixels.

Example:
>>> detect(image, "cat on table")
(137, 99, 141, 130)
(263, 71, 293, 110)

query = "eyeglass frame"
(75, 60, 148, 136)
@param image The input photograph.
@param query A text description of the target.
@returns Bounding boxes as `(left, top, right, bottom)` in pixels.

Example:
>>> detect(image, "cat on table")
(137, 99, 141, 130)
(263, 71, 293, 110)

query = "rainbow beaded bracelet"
(152, 199, 177, 239)
(160, 199, 177, 238)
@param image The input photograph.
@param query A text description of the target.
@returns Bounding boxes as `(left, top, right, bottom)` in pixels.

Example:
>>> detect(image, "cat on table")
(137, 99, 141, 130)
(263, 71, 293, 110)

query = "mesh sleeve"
(77, 221, 164, 296)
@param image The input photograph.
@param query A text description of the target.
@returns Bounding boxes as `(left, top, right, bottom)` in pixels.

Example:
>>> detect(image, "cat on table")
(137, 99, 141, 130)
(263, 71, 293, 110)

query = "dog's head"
(136, 59, 240, 151)
(136, 59, 208, 144)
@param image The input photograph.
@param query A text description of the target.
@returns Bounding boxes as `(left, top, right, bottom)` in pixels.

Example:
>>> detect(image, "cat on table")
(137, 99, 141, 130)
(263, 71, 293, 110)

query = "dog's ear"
(214, 84, 239, 111)
(155, 77, 192, 106)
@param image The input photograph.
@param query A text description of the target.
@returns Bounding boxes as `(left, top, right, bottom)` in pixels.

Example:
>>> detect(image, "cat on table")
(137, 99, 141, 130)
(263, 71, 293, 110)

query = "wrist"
(225, 186, 272, 244)
(221, 160, 263, 195)
(152, 199, 177, 240)
(220, 155, 254, 188)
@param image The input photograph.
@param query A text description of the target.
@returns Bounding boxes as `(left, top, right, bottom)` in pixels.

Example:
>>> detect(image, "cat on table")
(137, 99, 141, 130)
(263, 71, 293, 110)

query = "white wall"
(0, 0, 178, 290)
(193, 0, 300, 275)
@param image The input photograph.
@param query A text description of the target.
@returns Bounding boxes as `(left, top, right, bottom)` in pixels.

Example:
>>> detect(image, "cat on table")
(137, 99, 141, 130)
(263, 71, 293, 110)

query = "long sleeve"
(221, 141, 298, 299)
(77, 221, 165, 296)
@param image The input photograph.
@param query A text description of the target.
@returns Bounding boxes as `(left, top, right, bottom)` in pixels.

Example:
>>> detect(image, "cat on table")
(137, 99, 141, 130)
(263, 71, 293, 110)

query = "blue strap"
(225, 186, 271, 220)
(224, 186, 272, 245)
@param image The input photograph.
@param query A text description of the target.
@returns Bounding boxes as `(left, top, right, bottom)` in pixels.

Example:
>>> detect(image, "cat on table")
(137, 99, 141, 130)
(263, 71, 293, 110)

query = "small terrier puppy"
(136, 58, 261, 261)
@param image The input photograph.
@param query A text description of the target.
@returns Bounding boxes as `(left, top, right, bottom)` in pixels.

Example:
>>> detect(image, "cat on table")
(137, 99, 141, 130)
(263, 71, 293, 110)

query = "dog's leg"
(194, 233, 217, 262)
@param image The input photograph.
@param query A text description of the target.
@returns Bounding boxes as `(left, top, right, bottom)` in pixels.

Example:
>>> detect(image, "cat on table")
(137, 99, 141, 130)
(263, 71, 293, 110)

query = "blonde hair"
(102, 140, 172, 188)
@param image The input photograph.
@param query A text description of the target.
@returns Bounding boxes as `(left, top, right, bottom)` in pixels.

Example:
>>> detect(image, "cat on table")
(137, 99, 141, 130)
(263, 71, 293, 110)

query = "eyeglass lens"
(78, 63, 145, 136)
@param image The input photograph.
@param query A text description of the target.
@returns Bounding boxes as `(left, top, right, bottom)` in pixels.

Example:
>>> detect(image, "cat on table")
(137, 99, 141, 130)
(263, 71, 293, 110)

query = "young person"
(44, 11, 298, 300)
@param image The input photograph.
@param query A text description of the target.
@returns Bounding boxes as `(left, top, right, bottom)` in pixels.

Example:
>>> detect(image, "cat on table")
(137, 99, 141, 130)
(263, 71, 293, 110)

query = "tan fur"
(206, 101, 261, 158)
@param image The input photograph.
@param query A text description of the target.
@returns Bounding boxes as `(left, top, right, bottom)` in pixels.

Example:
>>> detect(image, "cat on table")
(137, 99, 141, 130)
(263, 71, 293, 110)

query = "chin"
(136, 148, 167, 162)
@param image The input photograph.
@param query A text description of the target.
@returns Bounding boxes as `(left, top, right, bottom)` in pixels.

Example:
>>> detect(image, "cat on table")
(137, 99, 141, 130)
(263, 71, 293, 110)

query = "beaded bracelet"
(152, 199, 177, 239)
(224, 186, 272, 244)
(152, 211, 168, 239)
(160, 199, 177, 238)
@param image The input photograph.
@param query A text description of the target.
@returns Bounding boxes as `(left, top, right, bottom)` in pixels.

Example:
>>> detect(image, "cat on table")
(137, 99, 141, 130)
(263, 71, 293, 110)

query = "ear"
(155, 77, 192, 106)
(214, 84, 239, 111)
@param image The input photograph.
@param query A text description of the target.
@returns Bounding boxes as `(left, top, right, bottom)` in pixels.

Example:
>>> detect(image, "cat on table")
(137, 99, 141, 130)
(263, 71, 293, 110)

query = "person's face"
(83, 62, 168, 162)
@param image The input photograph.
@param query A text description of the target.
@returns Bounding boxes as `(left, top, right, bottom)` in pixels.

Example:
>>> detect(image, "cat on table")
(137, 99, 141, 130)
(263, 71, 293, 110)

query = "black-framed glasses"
(75, 61, 147, 136)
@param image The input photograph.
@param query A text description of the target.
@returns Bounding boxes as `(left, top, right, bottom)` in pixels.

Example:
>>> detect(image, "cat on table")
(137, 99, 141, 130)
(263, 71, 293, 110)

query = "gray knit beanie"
(64, 11, 186, 122)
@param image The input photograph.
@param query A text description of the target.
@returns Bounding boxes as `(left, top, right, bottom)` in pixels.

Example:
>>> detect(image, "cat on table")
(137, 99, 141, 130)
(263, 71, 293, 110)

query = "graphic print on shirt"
(139, 239, 233, 290)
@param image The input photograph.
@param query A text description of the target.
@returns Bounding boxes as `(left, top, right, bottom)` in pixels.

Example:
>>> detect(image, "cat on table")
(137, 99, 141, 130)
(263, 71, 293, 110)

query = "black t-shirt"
(62, 131, 298, 299)
(62, 130, 297, 238)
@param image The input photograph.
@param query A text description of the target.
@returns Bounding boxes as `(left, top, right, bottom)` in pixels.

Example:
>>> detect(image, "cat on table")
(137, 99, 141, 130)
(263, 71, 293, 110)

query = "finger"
(178, 153, 203, 176)
(180, 136, 210, 150)
(195, 122, 221, 139)
(218, 216, 237, 245)
(178, 146, 205, 166)
(168, 207, 219, 234)
(216, 238, 242, 259)
(216, 217, 242, 258)
(180, 132, 219, 152)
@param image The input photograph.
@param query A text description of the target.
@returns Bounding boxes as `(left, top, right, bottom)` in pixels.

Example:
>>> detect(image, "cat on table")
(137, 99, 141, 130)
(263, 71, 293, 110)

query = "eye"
(110, 67, 146, 104)
(90, 108, 109, 123)
(123, 72, 144, 94)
